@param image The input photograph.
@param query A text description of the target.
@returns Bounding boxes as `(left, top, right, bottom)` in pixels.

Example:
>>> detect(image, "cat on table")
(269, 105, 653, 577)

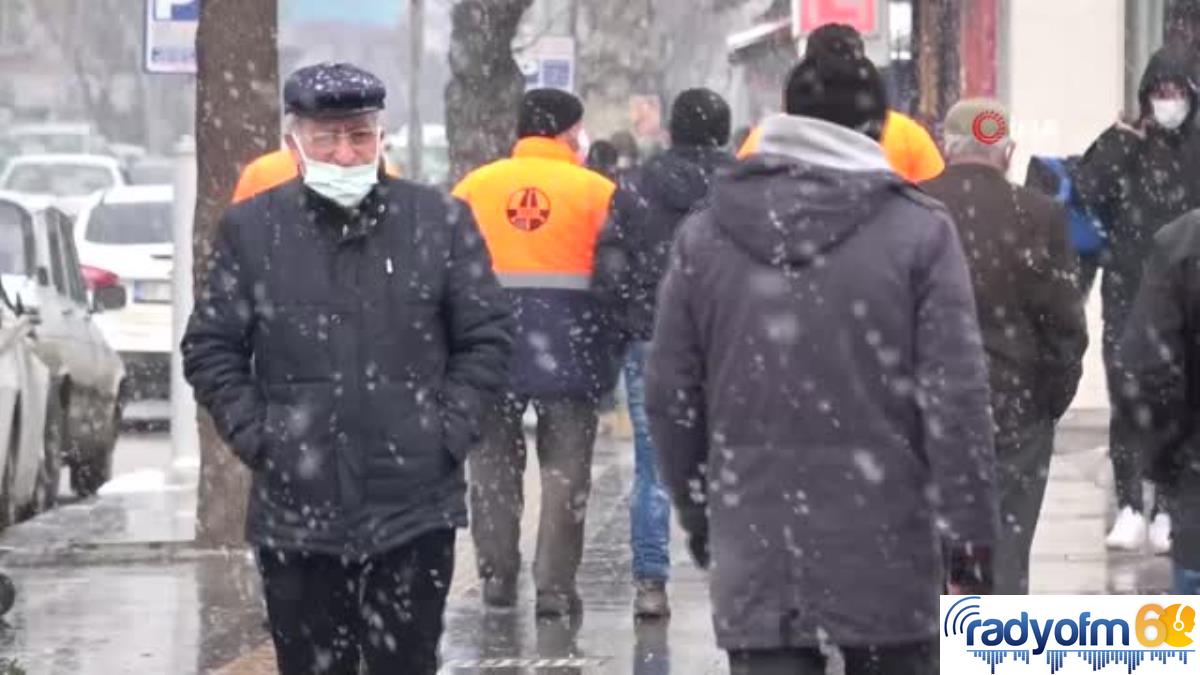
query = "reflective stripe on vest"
(496, 272, 591, 290)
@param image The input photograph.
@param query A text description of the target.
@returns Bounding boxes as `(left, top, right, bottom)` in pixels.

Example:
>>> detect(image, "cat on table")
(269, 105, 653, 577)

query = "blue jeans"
(625, 342, 671, 582)
(1174, 567, 1200, 595)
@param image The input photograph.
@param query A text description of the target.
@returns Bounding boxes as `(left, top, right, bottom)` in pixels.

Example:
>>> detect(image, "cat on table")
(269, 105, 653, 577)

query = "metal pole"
(169, 134, 199, 485)
(408, 0, 425, 180)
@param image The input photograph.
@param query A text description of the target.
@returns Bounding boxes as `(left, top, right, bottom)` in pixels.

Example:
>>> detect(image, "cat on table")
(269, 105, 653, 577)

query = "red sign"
(794, 0, 879, 37)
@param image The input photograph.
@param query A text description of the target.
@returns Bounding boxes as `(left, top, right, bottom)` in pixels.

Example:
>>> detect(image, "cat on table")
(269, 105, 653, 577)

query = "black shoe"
(483, 576, 517, 608)
(535, 590, 582, 618)
(633, 579, 670, 618)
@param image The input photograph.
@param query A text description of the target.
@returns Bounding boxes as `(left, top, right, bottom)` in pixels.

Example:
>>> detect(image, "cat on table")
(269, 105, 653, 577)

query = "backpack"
(1026, 155, 1107, 255)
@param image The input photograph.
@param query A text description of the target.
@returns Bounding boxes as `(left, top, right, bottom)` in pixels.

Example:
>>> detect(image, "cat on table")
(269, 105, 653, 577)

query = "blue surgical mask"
(291, 135, 380, 209)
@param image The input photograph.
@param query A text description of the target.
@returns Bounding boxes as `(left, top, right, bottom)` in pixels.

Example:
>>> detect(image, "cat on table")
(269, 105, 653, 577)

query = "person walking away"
(737, 23, 945, 183)
(453, 89, 622, 617)
(182, 63, 513, 674)
(1121, 210, 1200, 594)
(182, 63, 511, 672)
(646, 53, 996, 675)
(593, 87, 734, 618)
(923, 99, 1088, 594)
(1075, 45, 1200, 553)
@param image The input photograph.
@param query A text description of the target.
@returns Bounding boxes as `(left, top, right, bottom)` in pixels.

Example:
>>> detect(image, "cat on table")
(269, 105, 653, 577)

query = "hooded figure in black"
(592, 87, 733, 619)
(1076, 46, 1200, 553)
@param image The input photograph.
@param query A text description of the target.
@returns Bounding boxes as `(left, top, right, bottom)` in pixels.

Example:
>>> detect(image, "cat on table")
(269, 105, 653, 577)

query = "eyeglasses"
(301, 128, 381, 153)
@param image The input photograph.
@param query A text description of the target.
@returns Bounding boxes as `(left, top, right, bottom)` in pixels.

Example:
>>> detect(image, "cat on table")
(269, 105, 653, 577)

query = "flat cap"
(944, 98, 1011, 145)
(284, 62, 386, 119)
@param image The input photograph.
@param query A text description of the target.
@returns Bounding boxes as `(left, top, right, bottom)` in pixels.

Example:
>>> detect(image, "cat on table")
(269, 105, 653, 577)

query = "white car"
(74, 186, 173, 406)
(0, 154, 128, 215)
(0, 195, 55, 526)
(385, 124, 450, 186)
(0, 192, 127, 498)
(2, 123, 109, 156)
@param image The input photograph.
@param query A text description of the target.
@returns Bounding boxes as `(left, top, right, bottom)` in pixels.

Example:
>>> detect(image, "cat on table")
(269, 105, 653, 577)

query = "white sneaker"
(1149, 513, 1172, 556)
(1106, 507, 1147, 551)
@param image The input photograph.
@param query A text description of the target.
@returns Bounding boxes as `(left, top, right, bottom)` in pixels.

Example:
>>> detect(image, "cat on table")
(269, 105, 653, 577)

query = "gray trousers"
(469, 394, 598, 596)
(994, 417, 1055, 595)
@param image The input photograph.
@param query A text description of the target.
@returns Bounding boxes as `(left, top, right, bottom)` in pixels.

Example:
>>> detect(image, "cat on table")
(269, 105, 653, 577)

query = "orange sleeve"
(231, 161, 264, 204)
(736, 126, 763, 160)
(883, 112, 945, 183)
(451, 173, 473, 201)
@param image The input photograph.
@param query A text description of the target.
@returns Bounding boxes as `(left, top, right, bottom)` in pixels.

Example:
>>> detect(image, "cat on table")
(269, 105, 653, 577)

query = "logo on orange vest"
(506, 187, 552, 231)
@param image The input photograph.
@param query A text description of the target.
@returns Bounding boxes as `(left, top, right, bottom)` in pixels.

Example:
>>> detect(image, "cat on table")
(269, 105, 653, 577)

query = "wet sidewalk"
(0, 409, 1173, 674)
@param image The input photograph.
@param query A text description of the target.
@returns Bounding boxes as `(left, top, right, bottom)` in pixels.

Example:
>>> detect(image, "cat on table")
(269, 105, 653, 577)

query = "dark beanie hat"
(784, 54, 888, 139)
(804, 23, 866, 61)
(518, 89, 585, 139)
(670, 88, 732, 147)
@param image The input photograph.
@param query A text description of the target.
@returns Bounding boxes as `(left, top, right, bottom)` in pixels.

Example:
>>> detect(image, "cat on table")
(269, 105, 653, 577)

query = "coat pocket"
(261, 393, 341, 514)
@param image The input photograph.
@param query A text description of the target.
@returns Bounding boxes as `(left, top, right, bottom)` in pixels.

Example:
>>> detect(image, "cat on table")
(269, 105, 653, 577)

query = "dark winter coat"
(182, 175, 514, 558)
(592, 146, 733, 340)
(923, 163, 1088, 431)
(1120, 211, 1200, 568)
(645, 114, 997, 650)
(1076, 47, 1200, 328)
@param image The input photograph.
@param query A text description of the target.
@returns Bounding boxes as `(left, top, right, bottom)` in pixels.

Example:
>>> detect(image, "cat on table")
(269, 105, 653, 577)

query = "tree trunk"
(914, 0, 961, 130)
(193, 0, 280, 549)
(576, 0, 661, 139)
(445, 0, 533, 183)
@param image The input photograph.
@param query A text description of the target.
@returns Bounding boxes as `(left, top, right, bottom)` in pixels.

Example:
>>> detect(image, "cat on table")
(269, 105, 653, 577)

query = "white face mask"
(1152, 98, 1190, 131)
(291, 134, 380, 209)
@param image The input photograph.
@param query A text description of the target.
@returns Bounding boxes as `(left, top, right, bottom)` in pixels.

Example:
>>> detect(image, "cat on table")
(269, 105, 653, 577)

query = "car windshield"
(3, 164, 115, 197)
(85, 200, 173, 245)
(128, 163, 174, 185)
(0, 202, 29, 276)
(8, 134, 89, 155)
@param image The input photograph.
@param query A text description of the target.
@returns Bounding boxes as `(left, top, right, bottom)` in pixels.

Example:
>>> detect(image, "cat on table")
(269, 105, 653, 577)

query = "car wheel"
(0, 407, 18, 529)
(36, 389, 66, 512)
(69, 401, 115, 499)
(0, 573, 14, 616)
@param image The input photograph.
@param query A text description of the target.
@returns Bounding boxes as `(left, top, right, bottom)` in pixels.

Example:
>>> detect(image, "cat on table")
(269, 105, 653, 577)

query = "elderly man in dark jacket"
(1077, 45, 1200, 553)
(182, 63, 513, 675)
(924, 99, 1088, 594)
(646, 54, 996, 675)
(592, 87, 733, 618)
(1121, 210, 1200, 594)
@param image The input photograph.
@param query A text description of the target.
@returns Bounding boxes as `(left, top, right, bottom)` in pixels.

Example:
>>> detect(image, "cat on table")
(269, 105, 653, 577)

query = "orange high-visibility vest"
(737, 110, 945, 183)
(452, 137, 616, 288)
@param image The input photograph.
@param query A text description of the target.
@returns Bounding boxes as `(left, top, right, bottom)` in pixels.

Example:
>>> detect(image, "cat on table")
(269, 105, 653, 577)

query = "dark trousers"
(469, 393, 598, 596)
(1102, 294, 1167, 515)
(1078, 252, 1102, 297)
(257, 529, 456, 675)
(994, 417, 1055, 594)
(729, 642, 936, 675)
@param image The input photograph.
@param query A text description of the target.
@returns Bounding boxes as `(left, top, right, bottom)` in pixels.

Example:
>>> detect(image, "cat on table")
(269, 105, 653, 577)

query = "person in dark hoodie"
(923, 99, 1088, 594)
(645, 54, 995, 674)
(1120, 208, 1200, 595)
(593, 87, 733, 618)
(1076, 45, 1200, 554)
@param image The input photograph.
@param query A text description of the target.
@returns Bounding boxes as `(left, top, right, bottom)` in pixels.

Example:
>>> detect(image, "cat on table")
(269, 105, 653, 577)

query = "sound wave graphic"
(970, 649, 1195, 673)
(971, 649, 1030, 673)
(1045, 650, 1192, 674)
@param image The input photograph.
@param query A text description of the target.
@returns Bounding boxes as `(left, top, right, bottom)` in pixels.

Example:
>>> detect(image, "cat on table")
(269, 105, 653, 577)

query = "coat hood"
(1138, 46, 1199, 131)
(713, 114, 903, 267)
(640, 146, 732, 213)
